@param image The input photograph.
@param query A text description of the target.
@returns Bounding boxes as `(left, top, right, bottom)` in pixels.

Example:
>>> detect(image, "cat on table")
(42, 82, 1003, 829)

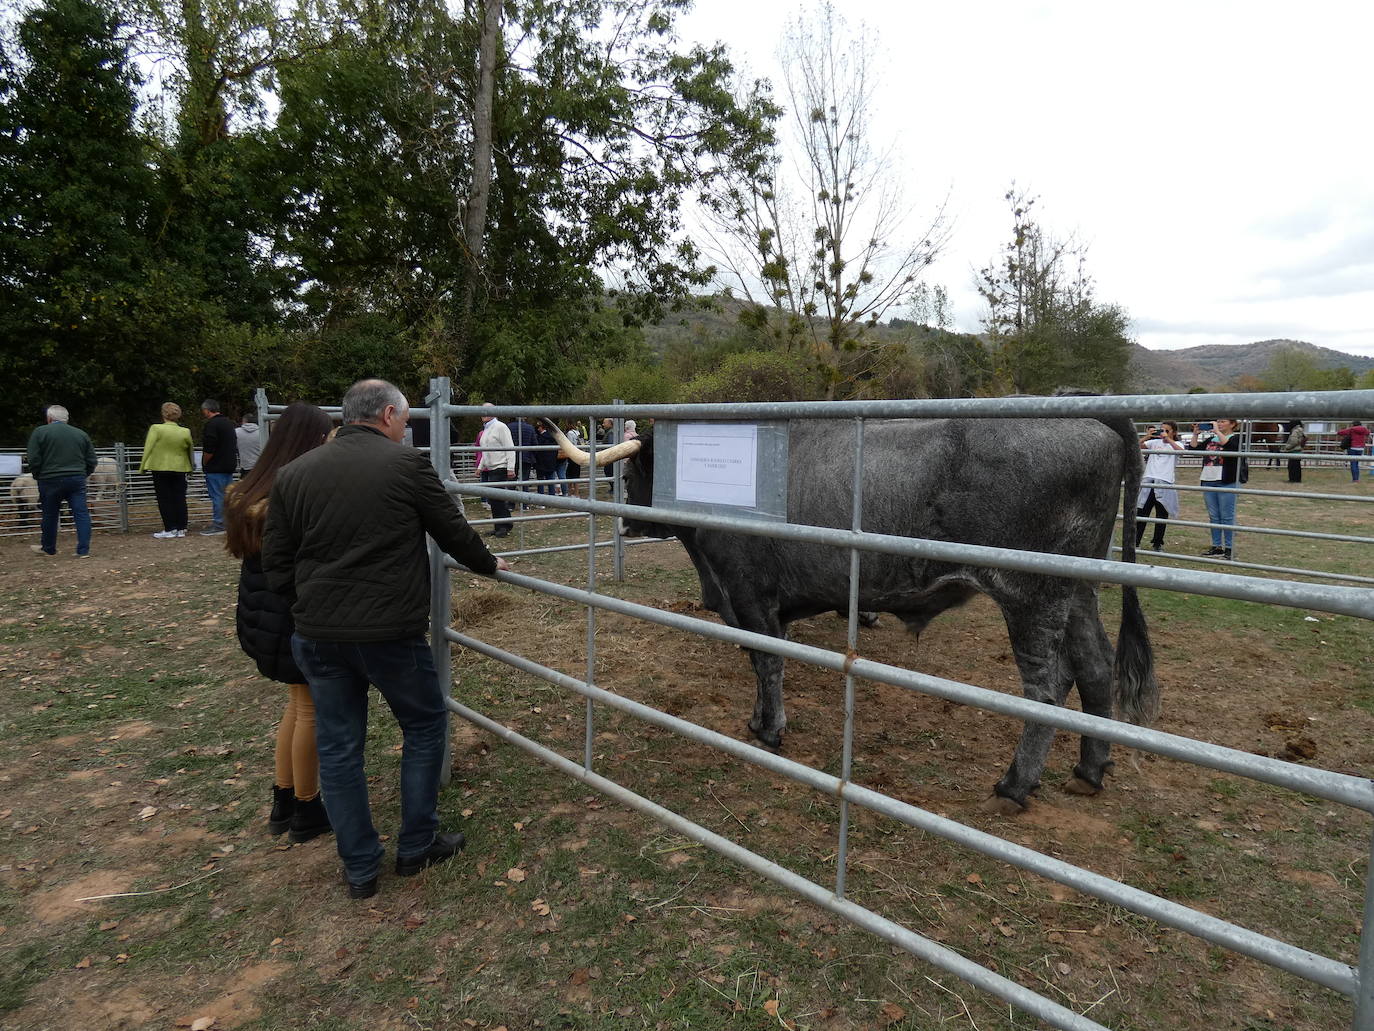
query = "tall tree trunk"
(179, 0, 228, 146)
(449, 0, 500, 380)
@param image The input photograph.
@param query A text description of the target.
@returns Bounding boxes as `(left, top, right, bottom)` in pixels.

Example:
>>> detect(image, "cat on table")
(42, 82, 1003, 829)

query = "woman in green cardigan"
(138, 402, 194, 537)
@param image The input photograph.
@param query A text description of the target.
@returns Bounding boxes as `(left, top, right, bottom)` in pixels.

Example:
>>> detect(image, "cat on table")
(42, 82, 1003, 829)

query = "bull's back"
(783, 416, 1124, 558)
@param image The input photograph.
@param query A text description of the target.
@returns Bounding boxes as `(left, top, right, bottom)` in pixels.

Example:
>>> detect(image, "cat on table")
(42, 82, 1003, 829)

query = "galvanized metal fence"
(412, 384, 1374, 1031)
(0, 445, 216, 539)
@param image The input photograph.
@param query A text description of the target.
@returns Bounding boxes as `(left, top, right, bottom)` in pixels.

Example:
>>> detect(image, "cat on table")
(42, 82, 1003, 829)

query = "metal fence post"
(254, 387, 269, 438)
(585, 427, 599, 772)
(427, 377, 455, 785)
(114, 442, 130, 533)
(1356, 826, 1374, 1030)
(612, 399, 625, 582)
(836, 417, 864, 898)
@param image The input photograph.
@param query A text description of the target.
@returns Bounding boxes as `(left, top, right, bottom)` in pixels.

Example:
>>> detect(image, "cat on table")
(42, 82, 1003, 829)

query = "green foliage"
(0, 0, 775, 438)
(911, 327, 996, 397)
(677, 349, 821, 403)
(978, 187, 1133, 395)
(0, 0, 171, 439)
(1258, 345, 1358, 392)
(574, 363, 678, 406)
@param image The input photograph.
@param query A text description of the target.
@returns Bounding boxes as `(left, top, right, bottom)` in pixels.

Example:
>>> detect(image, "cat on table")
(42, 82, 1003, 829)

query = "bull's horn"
(542, 420, 642, 467)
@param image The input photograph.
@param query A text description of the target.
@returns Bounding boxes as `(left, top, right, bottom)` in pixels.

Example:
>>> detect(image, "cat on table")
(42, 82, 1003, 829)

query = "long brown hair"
(225, 402, 334, 558)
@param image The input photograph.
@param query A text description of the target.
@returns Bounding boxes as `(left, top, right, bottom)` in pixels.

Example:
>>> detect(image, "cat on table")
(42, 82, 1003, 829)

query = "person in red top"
(1336, 421, 1370, 482)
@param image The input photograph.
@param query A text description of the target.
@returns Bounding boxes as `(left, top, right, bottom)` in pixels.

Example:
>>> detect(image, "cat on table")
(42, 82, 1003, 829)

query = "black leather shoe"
(395, 831, 466, 877)
(347, 875, 378, 900)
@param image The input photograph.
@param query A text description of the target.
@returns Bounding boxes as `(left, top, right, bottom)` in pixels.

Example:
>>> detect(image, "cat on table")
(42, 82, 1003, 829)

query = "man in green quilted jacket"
(26, 404, 97, 558)
(263, 379, 509, 900)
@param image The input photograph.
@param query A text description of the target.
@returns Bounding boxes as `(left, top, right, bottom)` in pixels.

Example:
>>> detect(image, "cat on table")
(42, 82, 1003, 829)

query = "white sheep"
(89, 457, 119, 501)
(7, 473, 38, 530)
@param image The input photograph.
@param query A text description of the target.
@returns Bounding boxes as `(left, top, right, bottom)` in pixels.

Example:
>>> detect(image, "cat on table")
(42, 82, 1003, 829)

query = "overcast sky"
(676, 0, 1374, 357)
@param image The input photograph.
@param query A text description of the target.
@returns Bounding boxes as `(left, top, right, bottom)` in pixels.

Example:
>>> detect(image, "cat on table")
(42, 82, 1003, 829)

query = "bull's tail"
(1115, 583, 1159, 725)
(1108, 414, 1160, 725)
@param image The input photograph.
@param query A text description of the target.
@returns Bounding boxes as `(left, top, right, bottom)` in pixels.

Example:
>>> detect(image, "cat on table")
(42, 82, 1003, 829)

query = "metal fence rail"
(411, 384, 1374, 1031)
(0, 446, 215, 539)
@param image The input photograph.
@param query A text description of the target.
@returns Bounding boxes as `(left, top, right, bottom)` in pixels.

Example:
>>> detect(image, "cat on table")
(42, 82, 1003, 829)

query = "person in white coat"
(476, 404, 517, 537)
(1136, 421, 1183, 553)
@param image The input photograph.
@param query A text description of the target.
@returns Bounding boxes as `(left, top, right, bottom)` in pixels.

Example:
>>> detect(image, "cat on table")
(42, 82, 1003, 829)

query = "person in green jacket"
(26, 404, 97, 557)
(138, 402, 194, 538)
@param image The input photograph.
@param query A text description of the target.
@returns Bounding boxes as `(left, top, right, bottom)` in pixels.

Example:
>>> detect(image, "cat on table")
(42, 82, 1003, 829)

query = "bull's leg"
(991, 598, 1072, 810)
(746, 648, 786, 748)
(1064, 589, 1116, 795)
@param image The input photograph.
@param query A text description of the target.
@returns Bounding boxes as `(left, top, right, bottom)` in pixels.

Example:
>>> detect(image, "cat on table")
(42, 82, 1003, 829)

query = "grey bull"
(549, 417, 1158, 810)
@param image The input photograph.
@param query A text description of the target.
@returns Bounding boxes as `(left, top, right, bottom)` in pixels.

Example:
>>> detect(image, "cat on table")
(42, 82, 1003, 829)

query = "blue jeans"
(1203, 483, 1237, 549)
(38, 475, 91, 555)
(204, 472, 233, 529)
(1349, 448, 1362, 482)
(290, 634, 448, 884)
(554, 459, 570, 496)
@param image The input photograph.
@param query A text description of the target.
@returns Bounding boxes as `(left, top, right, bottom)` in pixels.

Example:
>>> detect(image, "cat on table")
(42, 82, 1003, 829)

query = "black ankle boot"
(288, 794, 333, 844)
(268, 785, 294, 835)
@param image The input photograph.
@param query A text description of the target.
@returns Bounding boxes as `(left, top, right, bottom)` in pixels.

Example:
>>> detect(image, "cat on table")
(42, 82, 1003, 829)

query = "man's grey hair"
(342, 379, 408, 424)
(46, 405, 69, 423)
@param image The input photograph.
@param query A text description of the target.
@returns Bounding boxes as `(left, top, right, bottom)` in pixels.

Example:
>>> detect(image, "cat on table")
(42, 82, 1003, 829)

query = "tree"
(0, 0, 178, 440)
(126, 0, 318, 327)
(1258, 346, 1357, 392)
(678, 350, 821, 403)
(977, 187, 1133, 395)
(703, 2, 948, 398)
(1260, 346, 1321, 391)
(261, 0, 775, 402)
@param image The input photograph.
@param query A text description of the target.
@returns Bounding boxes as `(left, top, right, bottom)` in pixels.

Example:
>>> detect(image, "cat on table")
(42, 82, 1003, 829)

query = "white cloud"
(677, 0, 1374, 357)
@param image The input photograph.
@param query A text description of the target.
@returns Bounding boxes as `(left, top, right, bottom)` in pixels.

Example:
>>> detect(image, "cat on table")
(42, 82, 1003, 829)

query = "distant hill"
(647, 297, 1372, 394)
(1127, 345, 1225, 393)
(1130, 338, 1374, 393)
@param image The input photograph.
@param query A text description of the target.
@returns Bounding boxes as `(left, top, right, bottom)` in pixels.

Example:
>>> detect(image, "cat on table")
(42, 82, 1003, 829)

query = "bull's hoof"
(1063, 776, 1101, 796)
(747, 721, 783, 750)
(981, 794, 1027, 816)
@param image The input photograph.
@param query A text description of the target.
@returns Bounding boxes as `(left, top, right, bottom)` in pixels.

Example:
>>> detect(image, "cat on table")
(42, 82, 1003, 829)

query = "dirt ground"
(1, 498, 1372, 1030)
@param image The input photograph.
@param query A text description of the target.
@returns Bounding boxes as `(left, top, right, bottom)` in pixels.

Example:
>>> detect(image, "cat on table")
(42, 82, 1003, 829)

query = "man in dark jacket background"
(262, 379, 509, 899)
(199, 399, 237, 534)
(512, 416, 539, 507)
(26, 404, 97, 557)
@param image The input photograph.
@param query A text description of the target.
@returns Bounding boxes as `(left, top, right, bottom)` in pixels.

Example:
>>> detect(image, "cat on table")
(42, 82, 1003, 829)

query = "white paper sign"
(0, 454, 23, 476)
(675, 423, 757, 508)
(192, 449, 203, 472)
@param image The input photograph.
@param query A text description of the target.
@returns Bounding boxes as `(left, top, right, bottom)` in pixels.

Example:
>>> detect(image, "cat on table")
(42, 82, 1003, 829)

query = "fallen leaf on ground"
(879, 1001, 906, 1025)
(506, 867, 526, 883)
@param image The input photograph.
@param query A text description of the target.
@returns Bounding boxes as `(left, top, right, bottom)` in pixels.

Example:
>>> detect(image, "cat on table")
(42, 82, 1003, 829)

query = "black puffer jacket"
(262, 424, 498, 641)
(237, 551, 302, 683)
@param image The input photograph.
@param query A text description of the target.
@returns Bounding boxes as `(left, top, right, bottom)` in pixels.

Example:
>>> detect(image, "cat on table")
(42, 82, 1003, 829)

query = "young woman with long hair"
(224, 402, 335, 841)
